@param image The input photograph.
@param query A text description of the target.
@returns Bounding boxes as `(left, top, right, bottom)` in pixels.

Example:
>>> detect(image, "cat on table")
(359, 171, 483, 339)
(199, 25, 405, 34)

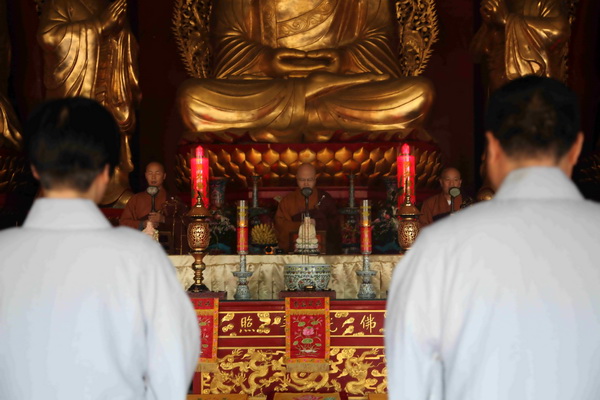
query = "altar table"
(170, 255, 402, 300)
(190, 299, 387, 400)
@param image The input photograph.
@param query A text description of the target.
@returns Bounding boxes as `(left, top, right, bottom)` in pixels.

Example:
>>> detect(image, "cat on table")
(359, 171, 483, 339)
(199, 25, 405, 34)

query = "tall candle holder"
(397, 178, 421, 252)
(357, 199, 377, 299)
(234, 200, 253, 300)
(249, 174, 269, 227)
(186, 192, 211, 292)
(339, 173, 359, 254)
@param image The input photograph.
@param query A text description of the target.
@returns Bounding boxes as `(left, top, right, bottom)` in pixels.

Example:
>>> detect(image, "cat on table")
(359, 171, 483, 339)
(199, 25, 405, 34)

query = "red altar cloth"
(190, 299, 387, 399)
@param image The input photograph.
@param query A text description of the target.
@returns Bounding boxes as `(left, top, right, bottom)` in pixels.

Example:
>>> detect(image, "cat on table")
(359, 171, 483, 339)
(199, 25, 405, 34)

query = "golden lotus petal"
(353, 147, 369, 163)
(324, 159, 342, 175)
(240, 160, 255, 177)
(369, 147, 383, 162)
(298, 148, 316, 163)
(384, 147, 396, 163)
(271, 160, 289, 175)
(246, 147, 262, 165)
(342, 159, 360, 173)
(263, 148, 279, 165)
(374, 157, 391, 174)
(254, 161, 270, 176)
(335, 147, 352, 163)
(317, 147, 334, 164)
(428, 151, 438, 164)
(219, 148, 233, 164)
(360, 159, 374, 175)
(280, 147, 298, 165)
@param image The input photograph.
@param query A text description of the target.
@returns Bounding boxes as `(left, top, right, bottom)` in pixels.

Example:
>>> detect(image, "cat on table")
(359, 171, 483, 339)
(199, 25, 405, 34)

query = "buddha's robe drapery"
(178, 0, 434, 143)
(274, 188, 339, 253)
(472, 0, 570, 91)
(37, 0, 141, 135)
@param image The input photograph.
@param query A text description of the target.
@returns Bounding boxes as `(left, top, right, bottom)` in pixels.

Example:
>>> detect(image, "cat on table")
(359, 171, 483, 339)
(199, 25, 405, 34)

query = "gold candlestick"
(397, 179, 421, 251)
(186, 191, 211, 292)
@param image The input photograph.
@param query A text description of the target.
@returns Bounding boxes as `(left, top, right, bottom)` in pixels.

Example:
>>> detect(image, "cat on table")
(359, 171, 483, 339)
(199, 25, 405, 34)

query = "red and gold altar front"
(190, 299, 387, 400)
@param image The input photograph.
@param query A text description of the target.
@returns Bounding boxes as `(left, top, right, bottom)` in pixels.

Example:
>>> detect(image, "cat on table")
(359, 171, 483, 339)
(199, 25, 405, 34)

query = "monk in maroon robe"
(274, 164, 340, 253)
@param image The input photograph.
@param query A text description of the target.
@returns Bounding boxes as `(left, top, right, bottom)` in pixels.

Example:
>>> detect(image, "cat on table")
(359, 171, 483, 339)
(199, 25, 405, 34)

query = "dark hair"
(485, 75, 580, 161)
(24, 97, 120, 191)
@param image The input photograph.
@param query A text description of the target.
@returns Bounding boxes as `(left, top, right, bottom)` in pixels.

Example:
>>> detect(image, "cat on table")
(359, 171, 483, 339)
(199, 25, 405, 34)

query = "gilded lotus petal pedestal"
(176, 140, 443, 195)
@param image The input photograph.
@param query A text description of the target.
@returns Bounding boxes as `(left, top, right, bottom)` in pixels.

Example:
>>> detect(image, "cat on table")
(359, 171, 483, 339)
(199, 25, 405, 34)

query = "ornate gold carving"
(176, 144, 442, 190)
(278, 0, 337, 38)
(395, 0, 440, 76)
(172, 0, 212, 79)
(198, 347, 386, 396)
(187, 220, 210, 249)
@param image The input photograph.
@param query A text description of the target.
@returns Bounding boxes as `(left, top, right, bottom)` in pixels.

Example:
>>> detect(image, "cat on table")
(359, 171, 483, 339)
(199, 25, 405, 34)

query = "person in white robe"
(385, 75, 600, 400)
(0, 98, 199, 399)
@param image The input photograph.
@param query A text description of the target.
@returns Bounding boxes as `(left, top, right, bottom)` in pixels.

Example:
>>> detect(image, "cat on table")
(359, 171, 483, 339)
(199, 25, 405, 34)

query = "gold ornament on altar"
(397, 179, 420, 251)
(251, 223, 278, 245)
(186, 192, 211, 292)
(471, 0, 578, 92)
(36, 0, 141, 207)
(173, 0, 438, 144)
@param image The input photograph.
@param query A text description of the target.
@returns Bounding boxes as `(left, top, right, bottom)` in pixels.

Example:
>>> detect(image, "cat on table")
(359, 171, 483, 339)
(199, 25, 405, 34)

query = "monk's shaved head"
(145, 161, 165, 173)
(145, 161, 166, 188)
(296, 163, 317, 190)
(439, 167, 462, 196)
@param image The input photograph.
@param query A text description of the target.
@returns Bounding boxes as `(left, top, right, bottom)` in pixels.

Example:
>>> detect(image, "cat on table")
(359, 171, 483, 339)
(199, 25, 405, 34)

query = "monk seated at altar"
(120, 162, 169, 229)
(177, 0, 434, 143)
(419, 167, 472, 227)
(275, 163, 340, 254)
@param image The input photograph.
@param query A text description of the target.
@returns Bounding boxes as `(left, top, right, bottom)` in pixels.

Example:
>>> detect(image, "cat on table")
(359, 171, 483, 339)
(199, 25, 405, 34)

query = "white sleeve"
(385, 232, 444, 400)
(141, 242, 200, 400)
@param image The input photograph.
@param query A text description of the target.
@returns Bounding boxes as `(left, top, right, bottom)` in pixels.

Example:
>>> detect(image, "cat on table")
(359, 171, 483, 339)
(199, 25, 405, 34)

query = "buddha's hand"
(99, 0, 127, 33)
(481, 0, 508, 25)
(305, 49, 344, 74)
(306, 72, 390, 99)
(260, 48, 334, 78)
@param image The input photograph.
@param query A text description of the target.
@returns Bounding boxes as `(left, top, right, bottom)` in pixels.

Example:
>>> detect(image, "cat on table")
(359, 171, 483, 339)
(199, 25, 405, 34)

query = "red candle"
(360, 200, 372, 254)
(191, 146, 209, 207)
(237, 200, 248, 254)
(396, 143, 416, 205)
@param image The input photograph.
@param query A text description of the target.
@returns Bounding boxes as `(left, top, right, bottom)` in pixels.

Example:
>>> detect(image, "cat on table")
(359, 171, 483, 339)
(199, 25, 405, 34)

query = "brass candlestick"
(397, 179, 421, 252)
(186, 192, 211, 292)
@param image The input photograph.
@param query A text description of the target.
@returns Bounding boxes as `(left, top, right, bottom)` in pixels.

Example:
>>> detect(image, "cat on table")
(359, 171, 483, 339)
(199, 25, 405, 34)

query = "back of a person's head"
(25, 97, 120, 192)
(485, 75, 580, 161)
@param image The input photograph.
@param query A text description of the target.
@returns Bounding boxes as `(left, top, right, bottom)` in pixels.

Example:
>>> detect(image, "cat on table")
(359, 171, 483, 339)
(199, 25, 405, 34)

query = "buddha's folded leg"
(305, 76, 434, 140)
(178, 78, 307, 142)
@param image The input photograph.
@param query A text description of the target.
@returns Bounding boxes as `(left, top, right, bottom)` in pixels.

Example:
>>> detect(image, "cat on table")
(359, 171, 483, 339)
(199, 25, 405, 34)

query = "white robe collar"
(494, 166, 583, 201)
(23, 198, 112, 230)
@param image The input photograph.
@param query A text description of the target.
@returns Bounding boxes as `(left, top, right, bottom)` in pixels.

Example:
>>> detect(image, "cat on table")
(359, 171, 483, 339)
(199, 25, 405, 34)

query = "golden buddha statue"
(176, 0, 435, 143)
(472, 0, 576, 92)
(37, 0, 141, 206)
